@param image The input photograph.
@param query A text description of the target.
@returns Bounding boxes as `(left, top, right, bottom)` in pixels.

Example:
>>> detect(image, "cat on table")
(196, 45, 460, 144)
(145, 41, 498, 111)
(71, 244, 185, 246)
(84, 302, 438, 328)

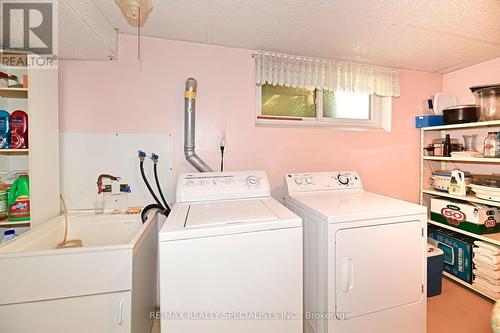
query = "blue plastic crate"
(428, 225, 474, 284)
(415, 115, 444, 128)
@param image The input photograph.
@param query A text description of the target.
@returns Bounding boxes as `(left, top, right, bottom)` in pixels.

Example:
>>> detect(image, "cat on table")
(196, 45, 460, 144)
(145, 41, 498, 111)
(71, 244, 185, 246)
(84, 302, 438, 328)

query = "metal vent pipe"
(184, 78, 213, 172)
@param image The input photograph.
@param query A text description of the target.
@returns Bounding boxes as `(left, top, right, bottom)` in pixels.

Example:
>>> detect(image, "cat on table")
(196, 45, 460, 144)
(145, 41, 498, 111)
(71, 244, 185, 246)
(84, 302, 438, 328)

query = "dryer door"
(334, 220, 424, 319)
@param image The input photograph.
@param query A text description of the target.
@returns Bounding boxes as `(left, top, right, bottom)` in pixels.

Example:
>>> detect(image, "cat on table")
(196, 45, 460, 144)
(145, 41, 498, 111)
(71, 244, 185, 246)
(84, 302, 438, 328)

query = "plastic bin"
(415, 115, 444, 128)
(428, 225, 474, 284)
(427, 243, 444, 297)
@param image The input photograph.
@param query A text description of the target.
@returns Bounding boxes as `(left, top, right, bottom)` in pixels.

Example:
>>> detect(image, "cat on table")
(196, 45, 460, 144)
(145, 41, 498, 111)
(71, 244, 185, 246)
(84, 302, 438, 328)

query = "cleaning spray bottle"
(449, 169, 466, 196)
(7, 173, 30, 221)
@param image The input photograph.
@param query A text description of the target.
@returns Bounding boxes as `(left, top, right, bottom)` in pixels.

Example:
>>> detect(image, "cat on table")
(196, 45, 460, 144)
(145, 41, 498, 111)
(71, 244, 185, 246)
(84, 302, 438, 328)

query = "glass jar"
(463, 134, 478, 151)
(484, 132, 499, 158)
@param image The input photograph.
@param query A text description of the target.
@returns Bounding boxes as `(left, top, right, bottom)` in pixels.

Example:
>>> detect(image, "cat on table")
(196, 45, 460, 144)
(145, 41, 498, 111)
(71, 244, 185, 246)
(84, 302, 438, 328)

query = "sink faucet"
(97, 174, 119, 194)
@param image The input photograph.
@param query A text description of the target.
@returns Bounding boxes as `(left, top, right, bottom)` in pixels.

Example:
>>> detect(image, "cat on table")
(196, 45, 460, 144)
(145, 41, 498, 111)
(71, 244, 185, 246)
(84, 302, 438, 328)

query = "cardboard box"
(430, 198, 500, 234)
(428, 225, 474, 284)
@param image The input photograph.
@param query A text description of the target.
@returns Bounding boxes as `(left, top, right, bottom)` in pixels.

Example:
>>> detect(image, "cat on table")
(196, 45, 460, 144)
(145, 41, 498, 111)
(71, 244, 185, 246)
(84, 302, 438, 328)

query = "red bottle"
(10, 110, 28, 149)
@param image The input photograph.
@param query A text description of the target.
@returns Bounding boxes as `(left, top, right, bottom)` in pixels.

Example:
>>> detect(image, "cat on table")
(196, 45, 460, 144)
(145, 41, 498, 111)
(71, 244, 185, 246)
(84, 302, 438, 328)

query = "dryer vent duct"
(184, 78, 213, 172)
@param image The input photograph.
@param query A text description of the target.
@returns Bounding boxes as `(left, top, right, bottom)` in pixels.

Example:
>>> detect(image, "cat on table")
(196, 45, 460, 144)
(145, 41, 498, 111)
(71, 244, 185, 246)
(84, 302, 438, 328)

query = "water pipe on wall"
(184, 78, 213, 172)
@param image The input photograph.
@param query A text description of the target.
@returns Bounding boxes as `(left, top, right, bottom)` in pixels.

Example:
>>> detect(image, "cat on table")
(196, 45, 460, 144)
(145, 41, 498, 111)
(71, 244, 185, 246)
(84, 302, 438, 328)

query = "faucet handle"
(138, 150, 146, 161)
(150, 153, 159, 162)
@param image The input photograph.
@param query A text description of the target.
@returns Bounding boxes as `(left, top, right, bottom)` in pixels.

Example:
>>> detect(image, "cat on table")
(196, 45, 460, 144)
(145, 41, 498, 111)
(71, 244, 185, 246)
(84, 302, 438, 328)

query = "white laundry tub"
(0, 211, 161, 333)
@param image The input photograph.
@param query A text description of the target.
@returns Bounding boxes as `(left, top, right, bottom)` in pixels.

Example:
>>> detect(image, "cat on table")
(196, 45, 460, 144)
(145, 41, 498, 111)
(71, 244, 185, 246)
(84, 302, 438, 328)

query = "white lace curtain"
(254, 51, 400, 97)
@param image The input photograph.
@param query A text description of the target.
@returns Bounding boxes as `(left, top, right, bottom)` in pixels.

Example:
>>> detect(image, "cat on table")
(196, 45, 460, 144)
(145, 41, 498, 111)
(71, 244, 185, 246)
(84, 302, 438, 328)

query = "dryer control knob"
(295, 177, 303, 185)
(305, 177, 313, 184)
(246, 176, 259, 186)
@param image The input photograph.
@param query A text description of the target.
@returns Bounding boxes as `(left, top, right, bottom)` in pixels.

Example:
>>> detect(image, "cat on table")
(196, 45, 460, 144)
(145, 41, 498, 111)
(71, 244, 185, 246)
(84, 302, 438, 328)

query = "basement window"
(256, 84, 392, 131)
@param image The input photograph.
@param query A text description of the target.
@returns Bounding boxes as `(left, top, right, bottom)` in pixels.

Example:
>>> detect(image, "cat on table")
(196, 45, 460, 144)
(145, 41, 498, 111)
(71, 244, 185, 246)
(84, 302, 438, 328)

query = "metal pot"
(470, 84, 500, 121)
(430, 170, 472, 192)
(442, 105, 479, 124)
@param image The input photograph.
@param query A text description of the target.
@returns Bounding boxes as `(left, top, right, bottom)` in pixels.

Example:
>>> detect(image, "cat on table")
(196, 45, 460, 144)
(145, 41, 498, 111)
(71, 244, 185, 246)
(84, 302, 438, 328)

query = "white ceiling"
(87, 0, 500, 73)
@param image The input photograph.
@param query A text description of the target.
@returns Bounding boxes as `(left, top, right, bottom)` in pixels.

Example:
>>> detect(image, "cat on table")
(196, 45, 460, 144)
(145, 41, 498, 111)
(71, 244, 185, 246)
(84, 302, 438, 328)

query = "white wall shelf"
(423, 156, 500, 163)
(0, 149, 29, 155)
(422, 120, 500, 131)
(427, 219, 500, 246)
(442, 271, 495, 301)
(422, 189, 500, 208)
(420, 121, 500, 300)
(0, 220, 30, 227)
(0, 88, 28, 99)
(0, 60, 59, 229)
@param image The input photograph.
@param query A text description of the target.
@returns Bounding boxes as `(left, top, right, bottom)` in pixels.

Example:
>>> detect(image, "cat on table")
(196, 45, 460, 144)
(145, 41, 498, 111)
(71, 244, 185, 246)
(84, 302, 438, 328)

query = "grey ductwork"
(184, 78, 213, 172)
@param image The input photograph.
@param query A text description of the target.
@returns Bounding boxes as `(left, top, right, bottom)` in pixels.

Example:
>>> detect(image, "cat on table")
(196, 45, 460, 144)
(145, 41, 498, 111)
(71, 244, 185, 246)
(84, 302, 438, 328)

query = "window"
(257, 84, 391, 131)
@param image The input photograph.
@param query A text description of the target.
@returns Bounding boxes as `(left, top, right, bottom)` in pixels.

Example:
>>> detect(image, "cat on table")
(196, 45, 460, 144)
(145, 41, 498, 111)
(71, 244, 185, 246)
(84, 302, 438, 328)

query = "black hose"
(141, 203, 168, 223)
(140, 160, 163, 208)
(154, 162, 170, 212)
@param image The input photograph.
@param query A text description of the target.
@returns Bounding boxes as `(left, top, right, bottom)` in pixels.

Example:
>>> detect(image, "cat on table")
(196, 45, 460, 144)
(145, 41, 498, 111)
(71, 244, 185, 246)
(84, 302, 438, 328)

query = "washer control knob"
(294, 177, 303, 185)
(305, 177, 313, 184)
(337, 174, 350, 186)
(246, 176, 259, 186)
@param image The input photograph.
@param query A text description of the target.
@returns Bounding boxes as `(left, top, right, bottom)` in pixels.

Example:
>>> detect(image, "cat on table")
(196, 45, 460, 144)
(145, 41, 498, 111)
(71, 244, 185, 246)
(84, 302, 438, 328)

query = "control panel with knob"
(177, 170, 270, 202)
(285, 171, 363, 193)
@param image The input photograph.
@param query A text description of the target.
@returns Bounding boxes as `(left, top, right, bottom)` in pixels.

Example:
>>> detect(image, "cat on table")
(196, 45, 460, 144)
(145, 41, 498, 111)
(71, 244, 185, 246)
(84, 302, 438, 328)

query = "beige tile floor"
(152, 277, 495, 333)
(428, 278, 494, 333)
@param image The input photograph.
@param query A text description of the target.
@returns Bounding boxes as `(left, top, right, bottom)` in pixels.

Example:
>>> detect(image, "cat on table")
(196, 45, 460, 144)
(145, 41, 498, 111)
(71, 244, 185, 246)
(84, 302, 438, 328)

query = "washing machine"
(159, 170, 303, 333)
(283, 171, 427, 333)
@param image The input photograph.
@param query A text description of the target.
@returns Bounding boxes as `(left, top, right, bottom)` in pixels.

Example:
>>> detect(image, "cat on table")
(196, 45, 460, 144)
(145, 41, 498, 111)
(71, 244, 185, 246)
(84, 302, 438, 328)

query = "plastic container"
(449, 170, 467, 196)
(427, 243, 444, 297)
(471, 84, 500, 121)
(484, 132, 499, 158)
(428, 225, 474, 284)
(2, 229, 17, 243)
(0, 110, 10, 149)
(9, 110, 28, 149)
(7, 173, 30, 221)
(415, 115, 444, 128)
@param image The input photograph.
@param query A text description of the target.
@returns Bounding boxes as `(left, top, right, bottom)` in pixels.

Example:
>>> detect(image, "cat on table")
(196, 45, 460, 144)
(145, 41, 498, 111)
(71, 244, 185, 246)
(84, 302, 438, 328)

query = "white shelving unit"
(420, 120, 500, 301)
(0, 58, 60, 229)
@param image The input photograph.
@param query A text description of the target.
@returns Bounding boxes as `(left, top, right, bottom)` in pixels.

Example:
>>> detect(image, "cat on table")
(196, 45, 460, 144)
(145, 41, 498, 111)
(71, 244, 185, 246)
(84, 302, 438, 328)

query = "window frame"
(255, 86, 392, 131)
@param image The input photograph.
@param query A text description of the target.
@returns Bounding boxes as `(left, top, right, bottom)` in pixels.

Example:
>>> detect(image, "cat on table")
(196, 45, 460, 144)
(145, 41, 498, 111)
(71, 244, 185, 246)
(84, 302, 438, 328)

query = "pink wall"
(59, 35, 442, 203)
(443, 57, 500, 104)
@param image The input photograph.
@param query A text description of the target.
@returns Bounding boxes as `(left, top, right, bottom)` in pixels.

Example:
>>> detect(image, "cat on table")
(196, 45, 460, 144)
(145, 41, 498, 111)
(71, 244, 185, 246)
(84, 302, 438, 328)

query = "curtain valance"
(254, 51, 400, 97)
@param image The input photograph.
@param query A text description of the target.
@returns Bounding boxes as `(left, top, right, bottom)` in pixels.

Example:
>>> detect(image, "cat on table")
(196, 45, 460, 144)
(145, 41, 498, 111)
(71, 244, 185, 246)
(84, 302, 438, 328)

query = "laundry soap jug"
(7, 173, 30, 221)
(0, 110, 10, 148)
(449, 170, 466, 196)
(9, 110, 28, 149)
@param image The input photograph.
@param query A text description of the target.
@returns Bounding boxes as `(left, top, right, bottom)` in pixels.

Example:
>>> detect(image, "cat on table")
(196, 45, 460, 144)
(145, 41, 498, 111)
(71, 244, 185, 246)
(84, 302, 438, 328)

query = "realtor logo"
(1, 1, 53, 55)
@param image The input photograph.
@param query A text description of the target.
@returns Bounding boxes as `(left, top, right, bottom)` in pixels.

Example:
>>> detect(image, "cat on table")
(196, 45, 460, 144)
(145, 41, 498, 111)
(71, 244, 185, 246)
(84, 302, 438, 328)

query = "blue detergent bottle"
(0, 110, 10, 149)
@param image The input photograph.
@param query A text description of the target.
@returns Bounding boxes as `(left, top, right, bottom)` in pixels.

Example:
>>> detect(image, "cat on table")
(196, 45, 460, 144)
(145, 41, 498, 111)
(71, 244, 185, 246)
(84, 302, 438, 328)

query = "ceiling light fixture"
(115, 0, 153, 60)
(115, 0, 152, 26)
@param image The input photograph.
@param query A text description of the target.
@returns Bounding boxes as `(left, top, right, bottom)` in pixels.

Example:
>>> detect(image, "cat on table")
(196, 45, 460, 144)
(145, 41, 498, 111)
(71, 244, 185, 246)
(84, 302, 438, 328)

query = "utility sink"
(0, 211, 161, 333)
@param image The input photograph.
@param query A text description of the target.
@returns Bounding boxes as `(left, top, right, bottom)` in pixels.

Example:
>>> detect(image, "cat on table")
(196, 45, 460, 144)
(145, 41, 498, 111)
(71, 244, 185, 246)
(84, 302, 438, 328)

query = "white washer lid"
(186, 200, 278, 228)
(289, 190, 426, 223)
(160, 197, 302, 241)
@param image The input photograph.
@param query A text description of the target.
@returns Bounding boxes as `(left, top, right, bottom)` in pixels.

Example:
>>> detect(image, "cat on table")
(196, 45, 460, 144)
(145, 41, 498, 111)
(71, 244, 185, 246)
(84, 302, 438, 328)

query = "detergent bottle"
(9, 110, 28, 149)
(7, 173, 30, 221)
(449, 169, 466, 196)
(0, 110, 10, 149)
